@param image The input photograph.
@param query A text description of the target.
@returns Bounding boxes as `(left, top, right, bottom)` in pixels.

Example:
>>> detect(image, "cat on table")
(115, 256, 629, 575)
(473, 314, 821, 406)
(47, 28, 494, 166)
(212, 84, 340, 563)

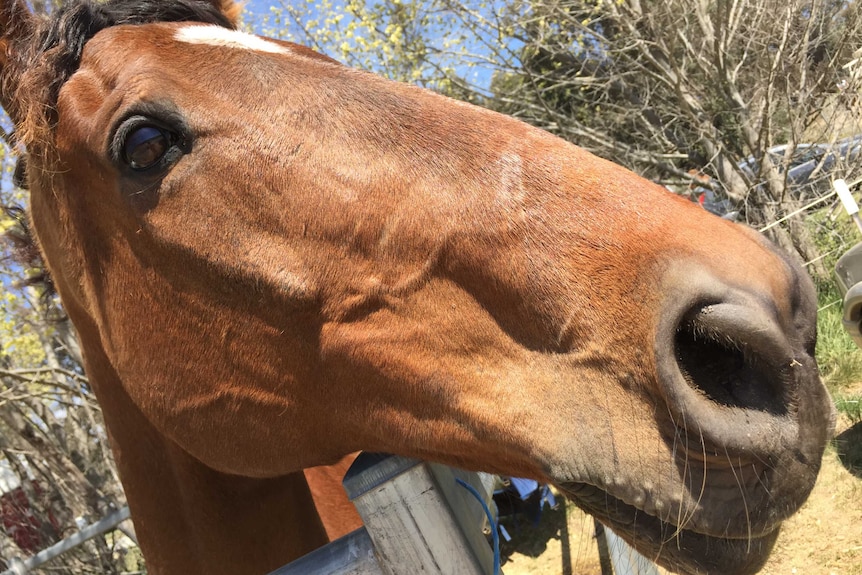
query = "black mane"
(33, 0, 235, 129)
(40, 0, 235, 67)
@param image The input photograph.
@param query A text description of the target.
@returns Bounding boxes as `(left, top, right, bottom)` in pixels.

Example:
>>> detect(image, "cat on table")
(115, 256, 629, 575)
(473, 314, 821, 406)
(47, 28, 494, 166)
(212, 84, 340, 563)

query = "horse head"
(0, 1, 835, 573)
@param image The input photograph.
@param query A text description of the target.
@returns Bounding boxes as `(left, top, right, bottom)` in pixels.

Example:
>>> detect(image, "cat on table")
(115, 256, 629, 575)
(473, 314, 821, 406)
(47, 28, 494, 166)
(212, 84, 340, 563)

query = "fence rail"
(1, 506, 131, 575)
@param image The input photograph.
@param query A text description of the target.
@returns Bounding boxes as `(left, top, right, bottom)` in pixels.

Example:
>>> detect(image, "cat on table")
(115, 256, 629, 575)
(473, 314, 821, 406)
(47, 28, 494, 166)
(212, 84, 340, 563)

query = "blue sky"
(245, 0, 282, 21)
(236, 1, 506, 95)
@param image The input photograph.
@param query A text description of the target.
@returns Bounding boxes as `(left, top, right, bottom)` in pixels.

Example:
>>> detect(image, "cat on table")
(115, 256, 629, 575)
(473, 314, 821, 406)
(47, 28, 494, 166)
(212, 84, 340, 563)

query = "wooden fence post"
(270, 452, 665, 575)
(342, 453, 496, 575)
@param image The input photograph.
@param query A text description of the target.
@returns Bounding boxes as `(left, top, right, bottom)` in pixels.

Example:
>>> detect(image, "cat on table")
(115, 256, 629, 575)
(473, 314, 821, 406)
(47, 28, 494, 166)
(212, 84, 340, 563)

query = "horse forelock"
(9, 0, 237, 160)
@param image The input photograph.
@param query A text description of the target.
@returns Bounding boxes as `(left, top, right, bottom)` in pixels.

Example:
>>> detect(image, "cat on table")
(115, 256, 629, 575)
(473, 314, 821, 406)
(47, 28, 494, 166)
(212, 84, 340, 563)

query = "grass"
(808, 207, 862, 420)
(815, 286, 862, 392)
(835, 393, 862, 423)
(815, 279, 862, 422)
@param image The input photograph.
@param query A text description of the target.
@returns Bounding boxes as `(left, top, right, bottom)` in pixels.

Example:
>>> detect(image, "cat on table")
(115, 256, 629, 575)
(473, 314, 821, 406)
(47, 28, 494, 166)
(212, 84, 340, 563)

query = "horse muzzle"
(555, 254, 835, 575)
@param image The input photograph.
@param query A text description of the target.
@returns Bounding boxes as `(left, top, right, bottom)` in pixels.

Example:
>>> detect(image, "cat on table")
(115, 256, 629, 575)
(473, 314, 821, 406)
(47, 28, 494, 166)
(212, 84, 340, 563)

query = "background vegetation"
(0, 0, 860, 571)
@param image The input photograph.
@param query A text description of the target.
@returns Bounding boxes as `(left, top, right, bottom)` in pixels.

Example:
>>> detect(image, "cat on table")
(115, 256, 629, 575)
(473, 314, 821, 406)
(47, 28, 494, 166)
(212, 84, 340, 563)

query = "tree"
(486, 0, 862, 276)
(0, 200, 142, 572)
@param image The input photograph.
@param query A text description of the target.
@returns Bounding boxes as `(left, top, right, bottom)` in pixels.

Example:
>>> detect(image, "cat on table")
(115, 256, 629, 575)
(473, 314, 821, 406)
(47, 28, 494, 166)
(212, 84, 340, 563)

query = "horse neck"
(74, 318, 333, 574)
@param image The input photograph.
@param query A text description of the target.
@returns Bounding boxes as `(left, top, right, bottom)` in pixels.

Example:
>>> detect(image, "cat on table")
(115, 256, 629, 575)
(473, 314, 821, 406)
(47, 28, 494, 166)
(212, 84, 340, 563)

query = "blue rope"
(455, 477, 501, 575)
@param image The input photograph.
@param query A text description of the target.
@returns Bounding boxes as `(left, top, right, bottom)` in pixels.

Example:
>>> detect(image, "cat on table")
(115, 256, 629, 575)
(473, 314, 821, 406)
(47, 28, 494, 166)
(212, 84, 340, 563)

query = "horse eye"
(123, 125, 170, 170)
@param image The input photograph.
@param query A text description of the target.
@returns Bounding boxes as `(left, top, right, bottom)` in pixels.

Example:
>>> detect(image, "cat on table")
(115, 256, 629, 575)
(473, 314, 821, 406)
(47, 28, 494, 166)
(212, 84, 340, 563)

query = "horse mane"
(8, 0, 238, 155)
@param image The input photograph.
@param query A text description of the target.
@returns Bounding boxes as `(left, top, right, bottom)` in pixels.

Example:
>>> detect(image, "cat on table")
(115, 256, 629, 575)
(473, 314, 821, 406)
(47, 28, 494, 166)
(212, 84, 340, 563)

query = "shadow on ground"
(834, 421, 862, 478)
(497, 498, 607, 575)
(498, 503, 567, 562)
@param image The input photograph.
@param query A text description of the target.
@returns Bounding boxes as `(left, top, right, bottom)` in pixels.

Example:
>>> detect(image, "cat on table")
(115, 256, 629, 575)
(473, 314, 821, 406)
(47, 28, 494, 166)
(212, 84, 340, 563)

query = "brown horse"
(0, 1, 835, 573)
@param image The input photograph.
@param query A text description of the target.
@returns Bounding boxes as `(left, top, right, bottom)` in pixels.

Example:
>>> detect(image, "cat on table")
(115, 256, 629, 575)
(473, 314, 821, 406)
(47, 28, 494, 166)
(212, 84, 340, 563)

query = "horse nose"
(654, 264, 830, 458)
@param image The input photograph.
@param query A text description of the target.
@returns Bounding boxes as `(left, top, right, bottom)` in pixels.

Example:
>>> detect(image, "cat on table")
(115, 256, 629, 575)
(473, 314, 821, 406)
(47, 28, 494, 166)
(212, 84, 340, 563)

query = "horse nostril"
(674, 304, 790, 416)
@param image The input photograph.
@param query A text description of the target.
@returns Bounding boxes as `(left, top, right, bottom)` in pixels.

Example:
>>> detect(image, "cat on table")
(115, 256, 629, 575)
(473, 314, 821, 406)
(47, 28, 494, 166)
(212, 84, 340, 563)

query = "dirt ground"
(499, 418, 862, 575)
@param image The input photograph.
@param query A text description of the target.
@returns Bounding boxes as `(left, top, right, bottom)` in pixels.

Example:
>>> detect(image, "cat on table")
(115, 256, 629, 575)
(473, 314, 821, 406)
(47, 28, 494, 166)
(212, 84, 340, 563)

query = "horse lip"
(557, 481, 779, 575)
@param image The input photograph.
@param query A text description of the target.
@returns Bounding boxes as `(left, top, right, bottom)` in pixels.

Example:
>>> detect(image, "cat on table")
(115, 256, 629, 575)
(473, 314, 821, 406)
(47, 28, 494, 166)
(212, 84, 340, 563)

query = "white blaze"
(175, 25, 290, 55)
